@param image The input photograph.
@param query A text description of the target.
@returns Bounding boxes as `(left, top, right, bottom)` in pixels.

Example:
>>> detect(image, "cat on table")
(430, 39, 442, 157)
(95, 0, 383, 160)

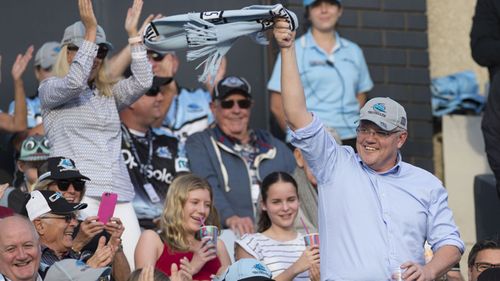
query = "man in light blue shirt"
(267, 0, 373, 148)
(272, 19, 464, 281)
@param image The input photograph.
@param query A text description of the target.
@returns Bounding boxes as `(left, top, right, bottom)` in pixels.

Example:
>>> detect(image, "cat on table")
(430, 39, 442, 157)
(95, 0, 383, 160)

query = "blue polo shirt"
(268, 30, 373, 140)
(291, 115, 464, 281)
(157, 87, 213, 144)
(8, 96, 42, 128)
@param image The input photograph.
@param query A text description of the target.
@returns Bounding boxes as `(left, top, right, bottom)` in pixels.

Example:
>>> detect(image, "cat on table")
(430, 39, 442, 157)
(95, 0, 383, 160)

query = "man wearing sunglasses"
(468, 237, 500, 281)
(26, 190, 87, 267)
(119, 72, 183, 230)
(34, 157, 130, 281)
(26, 190, 116, 272)
(274, 23, 464, 281)
(186, 76, 295, 236)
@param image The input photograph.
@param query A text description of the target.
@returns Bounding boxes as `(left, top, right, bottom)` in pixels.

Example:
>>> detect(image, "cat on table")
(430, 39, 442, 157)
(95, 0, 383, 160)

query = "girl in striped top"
(235, 172, 320, 281)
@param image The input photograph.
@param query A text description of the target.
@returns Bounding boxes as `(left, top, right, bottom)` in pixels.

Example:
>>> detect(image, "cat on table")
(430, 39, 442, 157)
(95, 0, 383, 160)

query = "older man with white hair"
(0, 215, 43, 281)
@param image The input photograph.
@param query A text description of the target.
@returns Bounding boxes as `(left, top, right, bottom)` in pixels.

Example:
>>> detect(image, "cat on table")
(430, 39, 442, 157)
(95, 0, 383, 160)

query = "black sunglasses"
(220, 99, 252, 109)
(56, 179, 85, 192)
(67, 44, 109, 59)
(147, 51, 165, 62)
(40, 213, 77, 223)
(145, 87, 161, 96)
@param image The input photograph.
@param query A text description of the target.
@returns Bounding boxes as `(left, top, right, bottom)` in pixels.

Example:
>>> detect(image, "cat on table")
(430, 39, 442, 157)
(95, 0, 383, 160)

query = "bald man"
(0, 215, 43, 281)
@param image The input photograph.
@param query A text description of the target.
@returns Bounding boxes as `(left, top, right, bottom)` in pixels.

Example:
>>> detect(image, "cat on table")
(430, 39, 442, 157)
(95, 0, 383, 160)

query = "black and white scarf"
(143, 4, 299, 83)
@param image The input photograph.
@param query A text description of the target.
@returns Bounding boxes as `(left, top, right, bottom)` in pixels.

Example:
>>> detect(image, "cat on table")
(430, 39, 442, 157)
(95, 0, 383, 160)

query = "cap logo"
(373, 103, 386, 113)
(49, 192, 63, 202)
(221, 77, 246, 88)
(58, 158, 77, 171)
(251, 263, 270, 276)
(75, 259, 91, 272)
(400, 117, 407, 127)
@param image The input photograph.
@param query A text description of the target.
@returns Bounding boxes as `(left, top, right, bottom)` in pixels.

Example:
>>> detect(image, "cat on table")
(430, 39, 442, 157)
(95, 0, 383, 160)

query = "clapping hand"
(11, 46, 34, 82)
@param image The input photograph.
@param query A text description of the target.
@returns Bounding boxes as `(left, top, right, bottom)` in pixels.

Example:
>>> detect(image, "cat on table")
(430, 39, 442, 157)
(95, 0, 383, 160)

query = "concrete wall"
(428, 0, 492, 276)
(428, 0, 489, 93)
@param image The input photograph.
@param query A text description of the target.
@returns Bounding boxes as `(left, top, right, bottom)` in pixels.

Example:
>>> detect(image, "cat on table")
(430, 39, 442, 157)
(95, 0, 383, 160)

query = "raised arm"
(0, 46, 33, 133)
(112, 0, 153, 110)
(107, 1, 160, 80)
(39, 0, 98, 109)
(273, 19, 312, 131)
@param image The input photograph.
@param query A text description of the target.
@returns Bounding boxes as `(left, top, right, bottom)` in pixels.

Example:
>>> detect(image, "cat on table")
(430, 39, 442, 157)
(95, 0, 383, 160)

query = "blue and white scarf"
(143, 4, 299, 83)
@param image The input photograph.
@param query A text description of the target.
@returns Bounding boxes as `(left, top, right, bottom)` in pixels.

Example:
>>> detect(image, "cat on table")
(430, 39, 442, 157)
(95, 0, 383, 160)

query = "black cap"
(26, 190, 87, 220)
(38, 157, 90, 182)
(214, 76, 252, 100)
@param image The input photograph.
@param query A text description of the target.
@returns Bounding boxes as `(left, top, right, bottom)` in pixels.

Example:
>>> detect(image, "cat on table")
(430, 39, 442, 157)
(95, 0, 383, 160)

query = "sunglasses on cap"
(55, 179, 86, 192)
(40, 212, 77, 223)
(146, 50, 168, 62)
(67, 44, 109, 59)
(219, 99, 252, 109)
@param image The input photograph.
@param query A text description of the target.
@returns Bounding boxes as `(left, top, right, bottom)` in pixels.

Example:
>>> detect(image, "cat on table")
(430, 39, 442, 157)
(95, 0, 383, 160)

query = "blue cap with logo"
(213, 258, 274, 281)
(304, 0, 342, 7)
(45, 259, 111, 281)
(359, 97, 407, 131)
(34, 41, 60, 69)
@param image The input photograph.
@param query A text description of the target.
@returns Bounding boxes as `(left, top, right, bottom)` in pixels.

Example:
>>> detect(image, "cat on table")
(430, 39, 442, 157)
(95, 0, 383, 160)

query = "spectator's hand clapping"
(87, 236, 114, 268)
(78, 0, 97, 37)
(189, 237, 217, 275)
(171, 257, 193, 281)
(125, 0, 143, 37)
(137, 264, 154, 281)
(11, 46, 34, 82)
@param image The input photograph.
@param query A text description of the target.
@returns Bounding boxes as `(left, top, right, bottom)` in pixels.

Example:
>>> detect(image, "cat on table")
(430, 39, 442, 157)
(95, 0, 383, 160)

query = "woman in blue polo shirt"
(267, 0, 373, 149)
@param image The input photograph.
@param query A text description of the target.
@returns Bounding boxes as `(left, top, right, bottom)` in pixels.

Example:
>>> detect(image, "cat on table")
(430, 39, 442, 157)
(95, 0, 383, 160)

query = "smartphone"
(97, 192, 118, 223)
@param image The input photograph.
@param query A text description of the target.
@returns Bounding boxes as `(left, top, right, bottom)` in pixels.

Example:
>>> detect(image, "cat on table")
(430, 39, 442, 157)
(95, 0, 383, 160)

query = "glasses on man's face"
(219, 99, 252, 109)
(356, 127, 400, 138)
(67, 44, 109, 59)
(40, 213, 77, 223)
(55, 180, 85, 192)
(474, 262, 500, 272)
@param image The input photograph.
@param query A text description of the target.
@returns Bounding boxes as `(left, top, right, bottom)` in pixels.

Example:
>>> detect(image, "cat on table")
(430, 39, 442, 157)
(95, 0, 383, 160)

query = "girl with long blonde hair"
(135, 173, 231, 281)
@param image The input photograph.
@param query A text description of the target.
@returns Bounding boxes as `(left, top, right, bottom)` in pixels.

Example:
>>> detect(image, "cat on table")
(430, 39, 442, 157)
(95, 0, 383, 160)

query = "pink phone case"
(97, 192, 118, 223)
